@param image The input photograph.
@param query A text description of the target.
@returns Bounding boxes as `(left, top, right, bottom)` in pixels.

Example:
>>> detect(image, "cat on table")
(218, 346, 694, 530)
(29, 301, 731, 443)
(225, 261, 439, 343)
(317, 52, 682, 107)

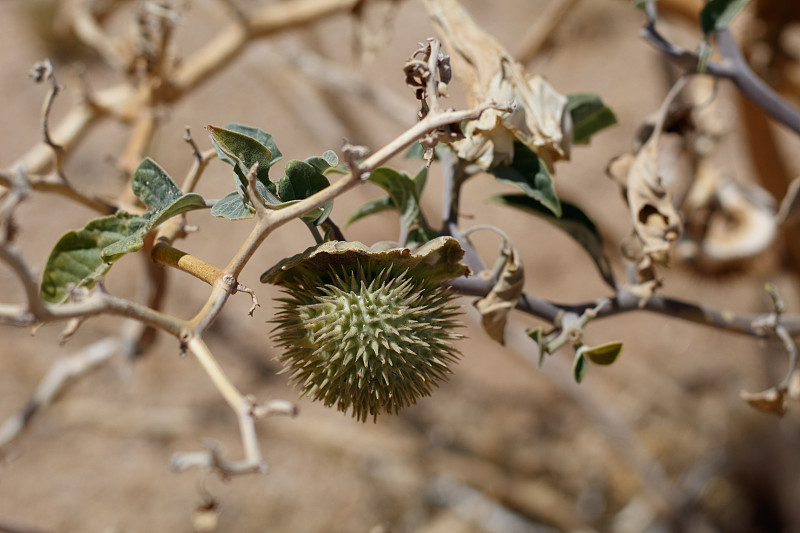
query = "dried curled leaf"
(607, 90, 686, 302)
(626, 139, 683, 265)
(423, 0, 570, 169)
(473, 244, 524, 345)
(740, 387, 787, 417)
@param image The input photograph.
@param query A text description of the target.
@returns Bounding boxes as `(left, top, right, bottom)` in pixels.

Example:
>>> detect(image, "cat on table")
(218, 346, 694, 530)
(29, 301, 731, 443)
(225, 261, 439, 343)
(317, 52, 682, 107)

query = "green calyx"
(263, 237, 470, 422)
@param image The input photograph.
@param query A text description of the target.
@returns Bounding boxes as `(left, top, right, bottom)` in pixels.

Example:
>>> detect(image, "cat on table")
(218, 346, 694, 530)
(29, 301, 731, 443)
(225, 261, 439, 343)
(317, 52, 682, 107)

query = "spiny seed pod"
(261, 237, 470, 422)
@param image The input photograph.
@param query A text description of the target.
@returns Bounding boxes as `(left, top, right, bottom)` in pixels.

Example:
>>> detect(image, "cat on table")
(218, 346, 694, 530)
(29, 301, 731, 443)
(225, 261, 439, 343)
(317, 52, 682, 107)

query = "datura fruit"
(261, 237, 470, 422)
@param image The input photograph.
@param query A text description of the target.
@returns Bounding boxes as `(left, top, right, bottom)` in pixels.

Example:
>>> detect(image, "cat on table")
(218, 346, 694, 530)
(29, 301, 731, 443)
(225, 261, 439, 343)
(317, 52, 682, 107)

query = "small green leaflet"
(700, 0, 752, 35)
(488, 142, 561, 217)
(582, 341, 623, 365)
(566, 93, 617, 145)
(573, 353, 588, 383)
(527, 327, 547, 367)
(41, 158, 205, 304)
(488, 194, 615, 288)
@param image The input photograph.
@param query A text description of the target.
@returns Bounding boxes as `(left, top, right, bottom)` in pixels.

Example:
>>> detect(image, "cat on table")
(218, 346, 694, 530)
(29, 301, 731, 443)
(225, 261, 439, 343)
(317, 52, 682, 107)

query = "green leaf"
(304, 150, 339, 174)
(345, 196, 395, 226)
(131, 158, 206, 228)
(40, 213, 149, 304)
(488, 194, 615, 288)
(368, 167, 421, 235)
(573, 353, 588, 383)
(412, 166, 428, 196)
(207, 124, 279, 204)
(279, 160, 332, 224)
(149, 192, 206, 228)
(42, 160, 206, 303)
(581, 341, 623, 366)
(211, 191, 255, 220)
(631, 0, 652, 8)
(700, 0, 751, 35)
(527, 327, 547, 367)
(488, 142, 561, 217)
(219, 123, 282, 167)
(566, 93, 617, 145)
(132, 158, 184, 210)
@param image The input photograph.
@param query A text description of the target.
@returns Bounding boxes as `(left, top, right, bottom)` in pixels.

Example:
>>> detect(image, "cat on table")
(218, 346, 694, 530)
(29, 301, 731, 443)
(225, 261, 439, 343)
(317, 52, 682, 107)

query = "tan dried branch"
(167, 0, 364, 98)
(70, 0, 130, 70)
(515, 0, 583, 64)
(170, 337, 296, 477)
(0, 337, 120, 448)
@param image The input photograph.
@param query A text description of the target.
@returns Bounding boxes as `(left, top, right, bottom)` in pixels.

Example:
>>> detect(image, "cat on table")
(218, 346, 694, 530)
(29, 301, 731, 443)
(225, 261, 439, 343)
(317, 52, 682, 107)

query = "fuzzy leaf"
(213, 123, 282, 168)
(700, 0, 752, 35)
(367, 167, 421, 235)
(132, 158, 184, 210)
(346, 197, 395, 226)
(148, 192, 207, 228)
(207, 124, 279, 203)
(304, 150, 339, 174)
(488, 142, 561, 217)
(41, 213, 149, 304)
(131, 158, 206, 228)
(42, 160, 205, 303)
(567, 93, 617, 145)
(103, 160, 205, 260)
(211, 191, 255, 220)
(473, 245, 524, 345)
(489, 194, 615, 288)
(279, 159, 332, 224)
(347, 166, 430, 230)
(582, 341, 623, 365)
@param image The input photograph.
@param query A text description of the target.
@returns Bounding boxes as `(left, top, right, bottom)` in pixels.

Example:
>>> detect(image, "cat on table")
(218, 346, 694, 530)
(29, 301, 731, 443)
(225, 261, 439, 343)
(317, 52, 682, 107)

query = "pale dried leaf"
(626, 139, 683, 262)
(740, 387, 787, 417)
(473, 246, 524, 345)
(422, 0, 569, 168)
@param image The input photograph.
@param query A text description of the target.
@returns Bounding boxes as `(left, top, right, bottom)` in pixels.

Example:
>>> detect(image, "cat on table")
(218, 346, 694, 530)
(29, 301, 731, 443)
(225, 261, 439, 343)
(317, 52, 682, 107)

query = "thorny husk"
(262, 237, 470, 422)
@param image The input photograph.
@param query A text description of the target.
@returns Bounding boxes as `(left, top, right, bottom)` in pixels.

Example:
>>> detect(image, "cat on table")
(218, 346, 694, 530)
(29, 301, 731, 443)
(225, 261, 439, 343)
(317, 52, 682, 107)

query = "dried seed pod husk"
(262, 237, 470, 422)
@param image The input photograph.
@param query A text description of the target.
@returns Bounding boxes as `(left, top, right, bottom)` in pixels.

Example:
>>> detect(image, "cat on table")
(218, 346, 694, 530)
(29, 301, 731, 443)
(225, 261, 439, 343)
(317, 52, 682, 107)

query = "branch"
(640, 9, 800, 135)
(170, 336, 296, 476)
(167, 0, 363, 98)
(0, 337, 120, 448)
(223, 100, 511, 278)
(449, 276, 800, 340)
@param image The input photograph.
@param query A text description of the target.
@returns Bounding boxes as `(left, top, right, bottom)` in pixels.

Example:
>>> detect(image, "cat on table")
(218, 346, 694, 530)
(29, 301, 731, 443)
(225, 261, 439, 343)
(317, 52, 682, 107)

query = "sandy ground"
(2, 1, 800, 532)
